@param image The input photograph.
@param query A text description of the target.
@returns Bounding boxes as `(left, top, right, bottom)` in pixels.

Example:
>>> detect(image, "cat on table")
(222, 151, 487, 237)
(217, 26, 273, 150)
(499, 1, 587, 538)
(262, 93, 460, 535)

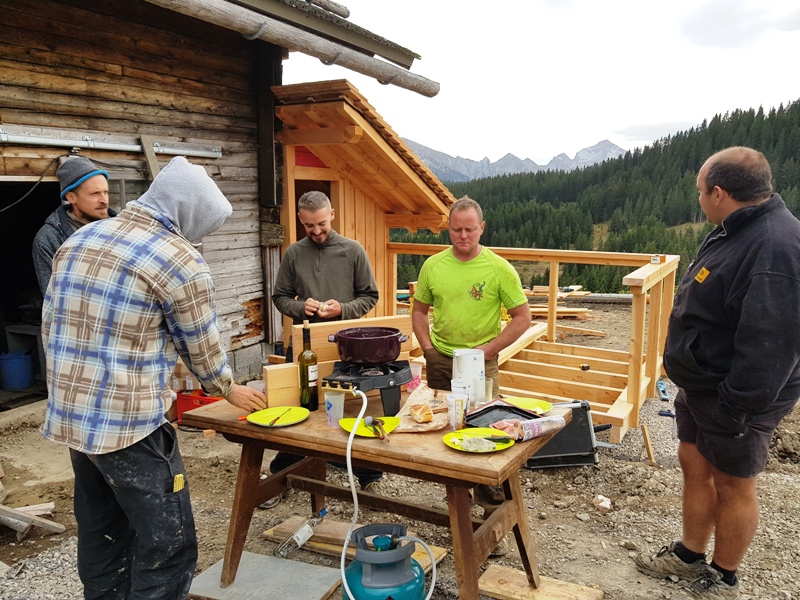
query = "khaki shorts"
(422, 347, 499, 396)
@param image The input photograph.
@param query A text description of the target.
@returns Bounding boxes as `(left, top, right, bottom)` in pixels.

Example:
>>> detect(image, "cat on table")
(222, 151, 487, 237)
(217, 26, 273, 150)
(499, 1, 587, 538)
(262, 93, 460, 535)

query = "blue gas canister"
(344, 524, 425, 600)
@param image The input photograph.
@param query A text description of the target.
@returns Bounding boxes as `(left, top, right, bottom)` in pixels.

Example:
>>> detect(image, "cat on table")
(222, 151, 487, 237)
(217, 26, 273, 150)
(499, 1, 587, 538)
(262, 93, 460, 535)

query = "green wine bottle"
(298, 319, 319, 411)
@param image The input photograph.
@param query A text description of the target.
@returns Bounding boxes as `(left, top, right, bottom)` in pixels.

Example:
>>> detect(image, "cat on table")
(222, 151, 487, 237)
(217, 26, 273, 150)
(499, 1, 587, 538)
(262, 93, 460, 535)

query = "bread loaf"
(409, 403, 433, 423)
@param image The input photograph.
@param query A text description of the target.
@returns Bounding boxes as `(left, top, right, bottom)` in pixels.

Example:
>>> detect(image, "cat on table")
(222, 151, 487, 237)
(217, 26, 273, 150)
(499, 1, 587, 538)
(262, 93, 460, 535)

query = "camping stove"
(323, 360, 412, 416)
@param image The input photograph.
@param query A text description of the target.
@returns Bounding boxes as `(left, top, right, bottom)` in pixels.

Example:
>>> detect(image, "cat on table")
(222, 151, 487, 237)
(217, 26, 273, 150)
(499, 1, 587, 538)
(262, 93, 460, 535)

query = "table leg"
(508, 471, 540, 587)
(445, 485, 481, 599)
(220, 441, 263, 587)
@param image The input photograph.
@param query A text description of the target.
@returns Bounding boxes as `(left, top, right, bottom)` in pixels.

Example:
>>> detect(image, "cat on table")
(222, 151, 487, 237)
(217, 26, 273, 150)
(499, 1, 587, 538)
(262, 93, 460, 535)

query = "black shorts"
(675, 388, 796, 478)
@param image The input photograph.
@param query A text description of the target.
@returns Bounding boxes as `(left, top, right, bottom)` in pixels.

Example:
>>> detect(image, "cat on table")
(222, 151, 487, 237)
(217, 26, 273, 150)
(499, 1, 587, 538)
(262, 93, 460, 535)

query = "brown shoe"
(475, 484, 505, 506)
(489, 536, 509, 558)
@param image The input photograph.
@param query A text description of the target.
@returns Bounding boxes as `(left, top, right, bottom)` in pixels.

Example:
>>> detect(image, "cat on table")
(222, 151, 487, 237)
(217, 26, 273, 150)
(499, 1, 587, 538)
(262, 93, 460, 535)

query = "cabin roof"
(273, 79, 455, 225)
(237, 0, 420, 68)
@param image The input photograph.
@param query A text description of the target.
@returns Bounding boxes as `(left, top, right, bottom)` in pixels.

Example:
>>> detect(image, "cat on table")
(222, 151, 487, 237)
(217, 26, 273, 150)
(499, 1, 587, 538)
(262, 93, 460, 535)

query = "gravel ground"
(3, 303, 800, 599)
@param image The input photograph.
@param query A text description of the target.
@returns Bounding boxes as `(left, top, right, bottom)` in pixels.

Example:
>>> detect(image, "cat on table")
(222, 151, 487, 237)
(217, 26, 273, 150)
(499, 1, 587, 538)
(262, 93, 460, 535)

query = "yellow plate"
(247, 406, 310, 427)
(339, 417, 401, 437)
(502, 397, 553, 415)
(442, 428, 516, 453)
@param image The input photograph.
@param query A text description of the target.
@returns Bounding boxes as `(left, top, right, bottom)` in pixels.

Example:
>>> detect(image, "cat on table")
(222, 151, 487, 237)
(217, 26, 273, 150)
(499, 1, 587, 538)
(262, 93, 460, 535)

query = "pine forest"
(394, 99, 800, 293)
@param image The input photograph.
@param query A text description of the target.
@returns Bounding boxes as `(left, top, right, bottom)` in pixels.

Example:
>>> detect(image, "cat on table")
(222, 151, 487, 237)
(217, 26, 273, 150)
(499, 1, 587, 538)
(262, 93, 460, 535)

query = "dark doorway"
(0, 182, 60, 334)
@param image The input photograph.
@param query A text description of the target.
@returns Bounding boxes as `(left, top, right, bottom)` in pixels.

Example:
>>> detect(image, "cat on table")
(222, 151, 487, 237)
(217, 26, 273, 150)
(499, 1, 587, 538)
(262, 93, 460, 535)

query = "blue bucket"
(0, 350, 33, 391)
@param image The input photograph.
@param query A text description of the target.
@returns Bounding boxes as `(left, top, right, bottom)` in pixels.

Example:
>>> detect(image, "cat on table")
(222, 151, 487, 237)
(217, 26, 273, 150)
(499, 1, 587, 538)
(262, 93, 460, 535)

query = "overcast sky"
(281, 0, 800, 165)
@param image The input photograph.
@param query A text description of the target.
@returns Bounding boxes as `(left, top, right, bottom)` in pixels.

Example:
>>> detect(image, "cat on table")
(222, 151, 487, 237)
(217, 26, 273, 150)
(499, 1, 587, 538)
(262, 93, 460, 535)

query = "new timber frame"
(391, 244, 680, 443)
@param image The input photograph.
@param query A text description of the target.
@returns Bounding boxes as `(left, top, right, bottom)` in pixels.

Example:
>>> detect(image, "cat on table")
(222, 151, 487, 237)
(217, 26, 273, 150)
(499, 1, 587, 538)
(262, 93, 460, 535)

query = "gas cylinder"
(343, 524, 425, 600)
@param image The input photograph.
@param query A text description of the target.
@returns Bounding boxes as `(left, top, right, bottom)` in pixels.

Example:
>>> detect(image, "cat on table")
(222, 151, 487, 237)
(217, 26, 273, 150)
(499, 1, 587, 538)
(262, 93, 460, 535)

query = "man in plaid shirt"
(41, 156, 265, 599)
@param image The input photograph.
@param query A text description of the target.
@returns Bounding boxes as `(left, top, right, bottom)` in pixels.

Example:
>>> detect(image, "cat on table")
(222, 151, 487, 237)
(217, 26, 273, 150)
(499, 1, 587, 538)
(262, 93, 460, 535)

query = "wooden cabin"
(0, 0, 445, 383)
(0, 1, 680, 442)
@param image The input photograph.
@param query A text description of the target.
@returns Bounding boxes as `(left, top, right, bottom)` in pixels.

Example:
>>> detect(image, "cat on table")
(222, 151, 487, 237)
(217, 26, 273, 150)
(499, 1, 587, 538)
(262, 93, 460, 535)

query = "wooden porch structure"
(391, 244, 680, 443)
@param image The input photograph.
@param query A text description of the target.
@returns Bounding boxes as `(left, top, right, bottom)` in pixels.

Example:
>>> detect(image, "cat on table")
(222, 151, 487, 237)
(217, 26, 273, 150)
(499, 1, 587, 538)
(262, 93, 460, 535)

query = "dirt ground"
(2, 302, 800, 599)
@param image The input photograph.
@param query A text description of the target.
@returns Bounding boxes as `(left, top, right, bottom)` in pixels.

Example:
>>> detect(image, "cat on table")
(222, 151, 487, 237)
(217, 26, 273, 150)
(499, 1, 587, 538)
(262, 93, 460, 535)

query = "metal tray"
(465, 403, 541, 428)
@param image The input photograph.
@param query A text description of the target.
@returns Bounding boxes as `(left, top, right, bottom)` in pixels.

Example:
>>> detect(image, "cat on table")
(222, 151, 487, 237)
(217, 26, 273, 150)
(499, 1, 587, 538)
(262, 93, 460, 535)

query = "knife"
(460, 434, 512, 443)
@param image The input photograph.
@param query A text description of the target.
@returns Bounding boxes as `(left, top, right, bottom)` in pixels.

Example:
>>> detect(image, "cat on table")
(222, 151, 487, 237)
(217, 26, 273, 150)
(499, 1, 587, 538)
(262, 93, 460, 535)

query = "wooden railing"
(388, 243, 681, 441)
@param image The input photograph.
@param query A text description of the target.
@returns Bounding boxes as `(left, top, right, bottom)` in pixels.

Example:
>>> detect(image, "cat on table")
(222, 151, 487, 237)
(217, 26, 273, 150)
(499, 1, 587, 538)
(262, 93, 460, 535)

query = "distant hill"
(402, 138, 626, 182)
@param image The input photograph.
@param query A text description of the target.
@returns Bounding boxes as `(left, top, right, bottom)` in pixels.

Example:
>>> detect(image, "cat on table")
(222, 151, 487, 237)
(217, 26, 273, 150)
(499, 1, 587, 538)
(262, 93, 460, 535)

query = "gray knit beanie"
(57, 157, 109, 199)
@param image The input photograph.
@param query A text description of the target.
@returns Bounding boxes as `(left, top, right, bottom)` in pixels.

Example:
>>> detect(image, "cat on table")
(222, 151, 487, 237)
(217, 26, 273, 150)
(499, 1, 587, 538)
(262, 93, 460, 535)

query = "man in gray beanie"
(32, 155, 116, 295)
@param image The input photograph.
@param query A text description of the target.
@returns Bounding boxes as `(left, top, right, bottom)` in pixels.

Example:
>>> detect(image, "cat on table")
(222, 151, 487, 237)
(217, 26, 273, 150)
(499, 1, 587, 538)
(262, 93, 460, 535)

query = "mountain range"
(402, 138, 626, 182)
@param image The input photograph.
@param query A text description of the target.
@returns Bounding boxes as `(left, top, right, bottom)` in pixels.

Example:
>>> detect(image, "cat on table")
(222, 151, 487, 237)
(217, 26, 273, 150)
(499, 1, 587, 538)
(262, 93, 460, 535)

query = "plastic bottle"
(298, 319, 319, 411)
(273, 507, 328, 558)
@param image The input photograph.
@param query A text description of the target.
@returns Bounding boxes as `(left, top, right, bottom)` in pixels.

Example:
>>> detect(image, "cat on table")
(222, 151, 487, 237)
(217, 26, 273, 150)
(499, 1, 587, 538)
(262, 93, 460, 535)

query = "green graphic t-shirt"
(414, 247, 527, 356)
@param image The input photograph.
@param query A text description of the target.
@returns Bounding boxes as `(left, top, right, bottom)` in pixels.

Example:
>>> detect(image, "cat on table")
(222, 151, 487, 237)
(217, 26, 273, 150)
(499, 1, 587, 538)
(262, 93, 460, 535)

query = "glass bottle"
(298, 319, 319, 411)
(273, 507, 328, 558)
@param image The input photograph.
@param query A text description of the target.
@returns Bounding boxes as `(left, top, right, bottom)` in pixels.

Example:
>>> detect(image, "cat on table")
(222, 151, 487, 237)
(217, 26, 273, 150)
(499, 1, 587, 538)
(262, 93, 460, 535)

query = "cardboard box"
(171, 357, 200, 391)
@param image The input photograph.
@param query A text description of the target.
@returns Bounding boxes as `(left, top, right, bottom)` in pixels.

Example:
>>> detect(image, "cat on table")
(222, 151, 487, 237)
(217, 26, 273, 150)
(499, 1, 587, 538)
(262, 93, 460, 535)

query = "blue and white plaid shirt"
(41, 204, 234, 454)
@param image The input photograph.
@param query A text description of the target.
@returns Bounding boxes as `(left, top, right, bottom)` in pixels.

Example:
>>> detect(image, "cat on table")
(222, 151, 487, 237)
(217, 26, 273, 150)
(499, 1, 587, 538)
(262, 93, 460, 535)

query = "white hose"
(338, 390, 436, 600)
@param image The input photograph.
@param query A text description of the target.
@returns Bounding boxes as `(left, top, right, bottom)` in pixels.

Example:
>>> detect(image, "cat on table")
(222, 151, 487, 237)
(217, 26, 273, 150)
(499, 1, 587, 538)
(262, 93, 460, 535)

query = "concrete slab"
(189, 551, 342, 600)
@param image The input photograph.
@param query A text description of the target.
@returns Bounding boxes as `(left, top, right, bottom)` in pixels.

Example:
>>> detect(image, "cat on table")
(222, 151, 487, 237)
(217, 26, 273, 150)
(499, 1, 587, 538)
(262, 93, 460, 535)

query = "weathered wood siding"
(0, 0, 267, 353)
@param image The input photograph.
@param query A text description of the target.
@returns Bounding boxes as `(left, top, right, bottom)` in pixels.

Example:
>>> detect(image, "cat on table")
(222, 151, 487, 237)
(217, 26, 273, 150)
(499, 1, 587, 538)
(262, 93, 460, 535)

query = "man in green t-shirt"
(412, 196, 530, 397)
(412, 195, 531, 557)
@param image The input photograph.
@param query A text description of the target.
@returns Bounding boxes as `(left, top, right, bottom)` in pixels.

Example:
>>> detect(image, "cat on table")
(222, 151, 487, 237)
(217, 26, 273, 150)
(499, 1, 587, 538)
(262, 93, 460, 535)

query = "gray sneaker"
(684, 566, 740, 599)
(635, 541, 707, 581)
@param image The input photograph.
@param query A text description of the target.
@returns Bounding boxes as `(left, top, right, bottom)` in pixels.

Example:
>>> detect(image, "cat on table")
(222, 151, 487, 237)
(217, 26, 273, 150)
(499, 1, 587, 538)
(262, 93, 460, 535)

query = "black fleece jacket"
(664, 194, 800, 422)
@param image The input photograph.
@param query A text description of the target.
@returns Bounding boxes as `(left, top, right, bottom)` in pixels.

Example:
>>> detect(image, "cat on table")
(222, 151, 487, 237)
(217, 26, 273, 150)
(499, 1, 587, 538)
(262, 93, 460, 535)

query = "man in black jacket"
(635, 147, 800, 599)
(32, 156, 116, 295)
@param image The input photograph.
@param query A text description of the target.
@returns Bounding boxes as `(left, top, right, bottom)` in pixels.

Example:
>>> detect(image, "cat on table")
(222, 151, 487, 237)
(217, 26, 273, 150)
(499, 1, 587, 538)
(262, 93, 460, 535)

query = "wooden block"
(265, 515, 364, 547)
(479, 564, 604, 599)
(203, 429, 216, 439)
(263, 517, 446, 573)
(267, 354, 287, 364)
(263, 363, 300, 408)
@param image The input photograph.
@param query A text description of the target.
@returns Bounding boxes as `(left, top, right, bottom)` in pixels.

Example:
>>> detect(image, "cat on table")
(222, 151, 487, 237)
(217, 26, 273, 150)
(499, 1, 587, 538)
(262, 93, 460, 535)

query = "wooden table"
(182, 397, 569, 600)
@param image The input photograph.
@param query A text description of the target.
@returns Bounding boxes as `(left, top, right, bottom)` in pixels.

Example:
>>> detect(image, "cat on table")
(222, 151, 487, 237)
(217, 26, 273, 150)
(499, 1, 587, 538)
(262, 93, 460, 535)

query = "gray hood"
(131, 156, 231, 242)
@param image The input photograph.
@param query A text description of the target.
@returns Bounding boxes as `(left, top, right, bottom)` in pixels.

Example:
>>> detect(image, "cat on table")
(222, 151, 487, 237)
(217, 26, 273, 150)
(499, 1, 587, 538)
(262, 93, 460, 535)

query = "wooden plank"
(498, 372, 621, 403)
(503, 359, 627, 388)
(275, 126, 363, 146)
(529, 341, 630, 363)
(479, 564, 603, 600)
(554, 324, 606, 337)
(0, 504, 65, 533)
(516, 349, 628, 375)
(263, 517, 447, 573)
(642, 424, 655, 464)
(499, 322, 548, 365)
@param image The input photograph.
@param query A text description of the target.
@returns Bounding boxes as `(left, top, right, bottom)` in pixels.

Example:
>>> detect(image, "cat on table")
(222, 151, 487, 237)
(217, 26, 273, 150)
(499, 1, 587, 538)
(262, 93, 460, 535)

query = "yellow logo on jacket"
(695, 267, 710, 283)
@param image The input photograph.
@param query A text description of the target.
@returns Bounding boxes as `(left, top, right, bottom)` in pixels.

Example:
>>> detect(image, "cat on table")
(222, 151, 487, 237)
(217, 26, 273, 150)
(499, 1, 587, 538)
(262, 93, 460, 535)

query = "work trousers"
(70, 423, 198, 599)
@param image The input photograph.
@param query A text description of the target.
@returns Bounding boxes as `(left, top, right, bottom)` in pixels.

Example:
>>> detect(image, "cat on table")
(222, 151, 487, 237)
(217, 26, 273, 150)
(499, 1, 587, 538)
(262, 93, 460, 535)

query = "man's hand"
(317, 299, 342, 319)
(304, 297, 322, 316)
(474, 343, 498, 361)
(225, 384, 267, 412)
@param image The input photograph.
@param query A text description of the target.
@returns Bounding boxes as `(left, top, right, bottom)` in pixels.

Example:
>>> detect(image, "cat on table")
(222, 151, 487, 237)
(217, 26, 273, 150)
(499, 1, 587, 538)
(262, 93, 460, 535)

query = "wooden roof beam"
(143, 0, 439, 97)
(275, 125, 363, 146)
(385, 214, 449, 233)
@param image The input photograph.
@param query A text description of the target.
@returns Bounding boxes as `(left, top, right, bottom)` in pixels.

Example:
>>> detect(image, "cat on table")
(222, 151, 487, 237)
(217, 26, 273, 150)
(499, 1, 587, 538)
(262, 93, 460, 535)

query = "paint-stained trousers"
(70, 423, 198, 599)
